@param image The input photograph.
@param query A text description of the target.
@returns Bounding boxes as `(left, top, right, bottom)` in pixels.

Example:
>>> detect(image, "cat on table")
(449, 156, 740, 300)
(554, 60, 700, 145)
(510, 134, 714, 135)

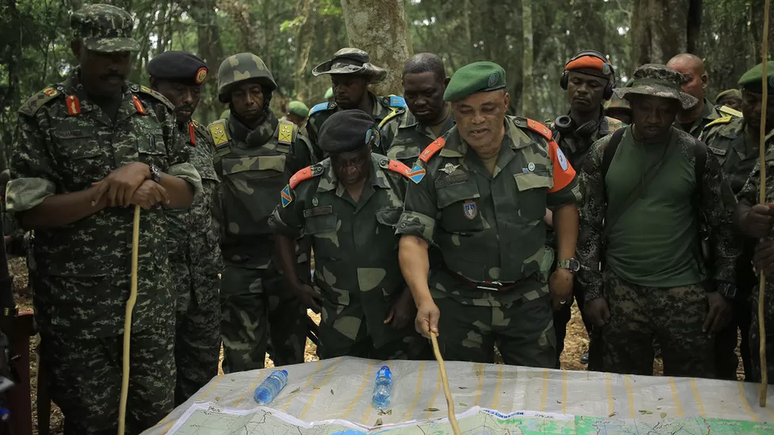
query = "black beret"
(148, 51, 208, 86)
(318, 110, 377, 154)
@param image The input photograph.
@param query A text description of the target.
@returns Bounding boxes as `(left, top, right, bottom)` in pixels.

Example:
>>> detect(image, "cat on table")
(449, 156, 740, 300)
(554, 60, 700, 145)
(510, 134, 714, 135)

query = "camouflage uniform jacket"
(547, 112, 623, 171)
(209, 111, 312, 269)
(269, 154, 411, 347)
(675, 97, 723, 138)
(577, 126, 739, 302)
(701, 116, 762, 196)
(6, 70, 202, 338)
(166, 120, 223, 310)
(382, 109, 456, 166)
(306, 93, 407, 161)
(396, 116, 581, 305)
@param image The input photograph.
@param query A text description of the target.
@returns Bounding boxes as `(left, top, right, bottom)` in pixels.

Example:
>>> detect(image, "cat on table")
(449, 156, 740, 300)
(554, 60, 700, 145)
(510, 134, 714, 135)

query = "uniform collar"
(61, 68, 140, 125)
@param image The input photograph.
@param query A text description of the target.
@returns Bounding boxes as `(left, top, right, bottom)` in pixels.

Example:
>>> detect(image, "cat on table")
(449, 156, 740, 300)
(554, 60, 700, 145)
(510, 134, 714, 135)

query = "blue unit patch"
(280, 185, 293, 208)
(408, 163, 426, 184)
(463, 200, 477, 220)
(309, 102, 330, 116)
(389, 95, 407, 108)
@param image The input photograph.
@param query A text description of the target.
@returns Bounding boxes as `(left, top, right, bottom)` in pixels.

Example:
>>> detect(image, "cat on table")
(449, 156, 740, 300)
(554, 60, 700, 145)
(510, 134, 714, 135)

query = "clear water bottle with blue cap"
(371, 365, 393, 410)
(254, 369, 288, 405)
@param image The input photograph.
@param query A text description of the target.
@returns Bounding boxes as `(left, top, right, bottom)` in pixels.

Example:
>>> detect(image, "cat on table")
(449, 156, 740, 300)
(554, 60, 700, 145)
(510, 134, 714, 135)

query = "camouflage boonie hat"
(71, 4, 139, 53)
(312, 48, 387, 83)
(605, 93, 631, 112)
(613, 64, 698, 110)
(217, 53, 277, 103)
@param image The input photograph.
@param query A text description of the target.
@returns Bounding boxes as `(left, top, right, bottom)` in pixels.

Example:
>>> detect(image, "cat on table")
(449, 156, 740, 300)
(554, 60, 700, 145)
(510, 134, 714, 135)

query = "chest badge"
(463, 200, 478, 220)
(440, 163, 459, 175)
(527, 162, 535, 172)
(312, 197, 318, 206)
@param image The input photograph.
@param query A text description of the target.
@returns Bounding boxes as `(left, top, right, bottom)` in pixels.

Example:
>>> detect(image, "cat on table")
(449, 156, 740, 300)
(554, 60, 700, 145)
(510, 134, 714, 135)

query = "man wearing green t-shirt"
(577, 64, 740, 377)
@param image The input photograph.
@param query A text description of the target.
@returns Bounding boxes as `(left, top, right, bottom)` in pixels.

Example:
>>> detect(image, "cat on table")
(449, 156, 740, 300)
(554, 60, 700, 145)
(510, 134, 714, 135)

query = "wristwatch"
(557, 257, 581, 273)
(716, 281, 737, 300)
(149, 163, 162, 184)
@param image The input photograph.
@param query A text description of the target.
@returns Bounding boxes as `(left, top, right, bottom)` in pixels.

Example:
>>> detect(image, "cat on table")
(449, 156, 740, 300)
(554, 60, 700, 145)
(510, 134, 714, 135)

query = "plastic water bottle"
(254, 369, 288, 405)
(372, 366, 393, 410)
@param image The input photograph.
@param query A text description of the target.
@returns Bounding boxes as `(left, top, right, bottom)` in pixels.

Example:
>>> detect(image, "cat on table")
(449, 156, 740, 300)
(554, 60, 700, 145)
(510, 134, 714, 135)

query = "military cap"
(324, 87, 334, 100)
(318, 110, 377, 154)
(444, 61, 506, 102)
(288, 101, 309, 118)
(71, 4, 139, 53)
(148, 51, 208, 86)
(312, 48, 387, 83)
(565, 50, 614, 79)
(738, 62, 774, 94)
(613, 64, 698, 109)
(715, 88, 742, 104)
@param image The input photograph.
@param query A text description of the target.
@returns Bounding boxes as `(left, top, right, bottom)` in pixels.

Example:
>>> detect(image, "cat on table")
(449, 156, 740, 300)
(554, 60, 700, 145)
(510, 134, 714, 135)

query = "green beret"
(288, 101, 309, 118)
(738, 61, 774, 94)
(318, 110, 377, 154)
(444, 61, 506, 102)
(324, 87, 334, 99)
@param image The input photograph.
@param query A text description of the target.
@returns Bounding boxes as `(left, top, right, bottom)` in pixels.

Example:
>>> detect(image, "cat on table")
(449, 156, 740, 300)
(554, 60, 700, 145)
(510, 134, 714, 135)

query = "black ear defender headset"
(559, 50, 615, 100)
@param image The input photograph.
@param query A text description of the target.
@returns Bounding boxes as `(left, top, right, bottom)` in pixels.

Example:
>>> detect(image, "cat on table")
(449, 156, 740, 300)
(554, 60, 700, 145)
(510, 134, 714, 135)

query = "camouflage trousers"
(220, 264, 306, 373)
(432, 273, 556, 367)
(600, 270, 714, 378)
(748, 281, 774, 384)
(318, 295, 430, 360)
(39, 320, 175, 435)
(173, 268, 221, 405)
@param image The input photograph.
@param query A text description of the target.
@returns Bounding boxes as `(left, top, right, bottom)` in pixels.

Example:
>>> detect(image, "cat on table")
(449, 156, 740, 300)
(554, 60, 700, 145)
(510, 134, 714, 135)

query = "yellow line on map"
(403, 361, 427, 421)
(624, 375, 635, 418)
(668, 377, 684, 417)
(737, 382, 758, 422)
(561, 370, 568, 414)
(606, 373, 614, 416)
(474, 363, 485, 406)
(688, 379, 703, 417)
(234, 368, 266, 408)
(301, 360, 339, 420)
(281, 360, 323, 412)
(539, 368, 549, 412)
(344, 360, 379, 420)
(200, 374, 225, 401)
(490, 364, 504, 411)
(424, 368, 442, 420)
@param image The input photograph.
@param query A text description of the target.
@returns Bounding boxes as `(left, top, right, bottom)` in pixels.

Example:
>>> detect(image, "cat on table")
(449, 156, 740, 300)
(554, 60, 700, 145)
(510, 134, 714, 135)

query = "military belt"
(447, 269, 522, 292)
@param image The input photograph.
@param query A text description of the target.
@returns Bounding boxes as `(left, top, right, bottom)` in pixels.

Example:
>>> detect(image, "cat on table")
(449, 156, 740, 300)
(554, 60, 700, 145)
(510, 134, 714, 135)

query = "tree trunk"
(294, 0, 316, 102)
(191, 0, 223, 124)
(570, 0, 606, 54)
(339, 0, 414, 95)
(630, 0, 693, 65)
(521, 0, 535, 117)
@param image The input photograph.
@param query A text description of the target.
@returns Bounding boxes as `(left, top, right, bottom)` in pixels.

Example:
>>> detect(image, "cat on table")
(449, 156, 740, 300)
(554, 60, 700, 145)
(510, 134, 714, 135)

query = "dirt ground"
(14, 256, 743, 434)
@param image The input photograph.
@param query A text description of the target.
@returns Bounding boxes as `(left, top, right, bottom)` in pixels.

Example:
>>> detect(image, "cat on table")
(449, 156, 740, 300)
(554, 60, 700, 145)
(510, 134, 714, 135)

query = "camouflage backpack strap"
(136, 84, 176, 112)
(18, 86, 63, 117)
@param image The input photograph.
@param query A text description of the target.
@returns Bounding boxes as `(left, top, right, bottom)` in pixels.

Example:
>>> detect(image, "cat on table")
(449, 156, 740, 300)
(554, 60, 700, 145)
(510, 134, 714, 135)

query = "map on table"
(165, 402, 774, 435)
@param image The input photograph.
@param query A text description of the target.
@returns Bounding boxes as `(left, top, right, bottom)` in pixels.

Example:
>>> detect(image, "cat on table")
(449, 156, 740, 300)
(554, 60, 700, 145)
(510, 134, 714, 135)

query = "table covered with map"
(143, 356, 774, 434)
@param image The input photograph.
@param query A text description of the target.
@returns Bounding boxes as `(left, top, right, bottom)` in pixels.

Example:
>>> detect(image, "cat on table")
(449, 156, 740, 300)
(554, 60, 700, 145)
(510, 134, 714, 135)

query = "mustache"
(177, 105, 194, 112)
(101, 72, 125, 81)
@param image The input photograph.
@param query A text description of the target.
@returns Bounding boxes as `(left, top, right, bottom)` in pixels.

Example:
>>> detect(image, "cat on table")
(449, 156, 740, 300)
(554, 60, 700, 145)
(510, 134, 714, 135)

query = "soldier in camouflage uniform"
(716, 89, 743, 112)
(380, 53, 454, 167)
(210, 53, 312, 373)
(578, 64, 739, 377)
(307, 48, 407, 160)
(270, 110, 427, 359)
(397, 62, 581, 366)
(731, 61, 774, 384)
(667, 54, 739, 138)
(147, 51, 223, 404)
(547, 50, 623, 369)
(6, 5, 202, 433)
(604, 94, 632, 126)
(281, 101, 309, 129)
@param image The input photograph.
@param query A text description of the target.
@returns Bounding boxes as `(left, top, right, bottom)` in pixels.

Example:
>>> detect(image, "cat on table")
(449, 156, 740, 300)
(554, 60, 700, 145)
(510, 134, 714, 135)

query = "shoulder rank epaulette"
(378, 109, 403, 128)
(18, 86, 62, 116)
(388, 95, 407, 108)
(419, 137, 446, 163)
(309, 102, 332, 116)
(137, 84, 175, 111)
(209, 120, 230, 148)
(718, 105, 743, 118)
(704, 115, 733, 130)
(289, 164, 324, 189)
(188, 121, 198, 146)
(525, 118, 553, 141)
(278, 121, 295, 145)
(379, 158, 411, 177)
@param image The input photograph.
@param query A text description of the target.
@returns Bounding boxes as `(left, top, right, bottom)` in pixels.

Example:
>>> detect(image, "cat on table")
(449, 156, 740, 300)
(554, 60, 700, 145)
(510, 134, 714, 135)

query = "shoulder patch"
(209, 120, 229, 147)
(137, 85, 175, 111)
(525, 118, 553, 141)
(278, 121, 295, 145)
(309, 102, 331, 116)
(289, 164, 323, 189)
(407, 163, 427, 184)
(419, 137, 447, 163)
(389, 95, 407, 108)
(18, 87, 62, 116)
(718, 105, 743, 118)
(280, 185, 293, 207)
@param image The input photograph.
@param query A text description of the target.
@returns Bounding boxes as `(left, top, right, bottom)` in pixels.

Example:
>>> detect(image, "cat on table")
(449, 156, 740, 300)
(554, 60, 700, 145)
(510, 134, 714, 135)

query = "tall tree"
(339, 0, 413, 95)
(522, 0, 536, 117)
(630, 0, 700, 64)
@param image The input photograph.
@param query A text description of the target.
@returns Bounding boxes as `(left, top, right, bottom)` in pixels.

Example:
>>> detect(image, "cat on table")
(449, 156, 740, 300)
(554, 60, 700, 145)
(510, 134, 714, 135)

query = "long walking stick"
(760, 0, 771, 407)
(430, 333, 461, 435)
(118, 205, 141, 434)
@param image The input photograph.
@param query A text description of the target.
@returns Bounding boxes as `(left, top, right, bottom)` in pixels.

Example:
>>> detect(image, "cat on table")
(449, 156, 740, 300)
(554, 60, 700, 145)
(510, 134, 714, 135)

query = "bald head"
(666, 53, 708, 103)
(403, 52, 446, 82)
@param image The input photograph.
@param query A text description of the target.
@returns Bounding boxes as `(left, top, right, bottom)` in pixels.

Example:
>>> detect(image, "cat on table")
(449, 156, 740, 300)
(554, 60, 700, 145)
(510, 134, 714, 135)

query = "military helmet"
(217, 53, 277, 103)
